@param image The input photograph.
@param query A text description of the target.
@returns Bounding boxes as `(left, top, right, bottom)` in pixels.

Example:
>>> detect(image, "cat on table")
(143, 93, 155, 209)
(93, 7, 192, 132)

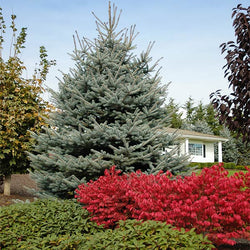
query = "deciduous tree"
(0, 9, 55, 195)
(210, 4, 250, 143)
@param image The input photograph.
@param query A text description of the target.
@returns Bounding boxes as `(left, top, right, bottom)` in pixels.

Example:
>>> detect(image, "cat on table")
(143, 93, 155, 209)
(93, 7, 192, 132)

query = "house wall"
(179, 139, 215, 163)
(179, 142, 186, 157)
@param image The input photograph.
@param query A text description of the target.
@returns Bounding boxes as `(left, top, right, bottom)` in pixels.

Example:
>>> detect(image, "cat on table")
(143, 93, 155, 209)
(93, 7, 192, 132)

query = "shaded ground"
(0, 174, 38, 206)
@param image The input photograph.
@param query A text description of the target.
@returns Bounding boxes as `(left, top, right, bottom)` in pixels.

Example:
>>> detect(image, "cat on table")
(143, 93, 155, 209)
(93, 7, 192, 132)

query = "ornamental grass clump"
(75, 164, 250, 246)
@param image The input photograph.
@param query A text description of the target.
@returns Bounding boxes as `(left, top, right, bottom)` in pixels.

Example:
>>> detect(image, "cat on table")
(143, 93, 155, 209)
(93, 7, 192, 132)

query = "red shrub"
(75, 164, 250, 246)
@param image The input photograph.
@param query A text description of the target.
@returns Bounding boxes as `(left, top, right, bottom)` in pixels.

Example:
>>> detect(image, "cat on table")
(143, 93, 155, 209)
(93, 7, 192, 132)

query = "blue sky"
(1, 0, 249, 105)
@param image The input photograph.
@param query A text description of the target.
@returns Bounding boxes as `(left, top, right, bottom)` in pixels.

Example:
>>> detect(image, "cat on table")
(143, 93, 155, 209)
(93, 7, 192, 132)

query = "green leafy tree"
(0, 9, 55, 195)
(29, 3, 189, 199)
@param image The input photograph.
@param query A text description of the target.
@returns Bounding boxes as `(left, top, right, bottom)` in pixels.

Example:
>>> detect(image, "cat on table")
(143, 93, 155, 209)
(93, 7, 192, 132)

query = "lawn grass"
(226, 169, 248, 176)
(194, 169, 248, 176)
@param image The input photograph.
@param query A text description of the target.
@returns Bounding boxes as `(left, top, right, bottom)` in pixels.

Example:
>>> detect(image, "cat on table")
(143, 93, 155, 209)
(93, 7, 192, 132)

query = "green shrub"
(234, 164, 249, 170)
(187, 162, 216, 169)
(0, 199, 104, 249)
(80, 220, 215, 249)
(188, 162, 248, 170)
(187, 162, 200, 168)
(223, 162, 236, 169)
(0, 200, 214, 249)
(17, 233, 86, 249)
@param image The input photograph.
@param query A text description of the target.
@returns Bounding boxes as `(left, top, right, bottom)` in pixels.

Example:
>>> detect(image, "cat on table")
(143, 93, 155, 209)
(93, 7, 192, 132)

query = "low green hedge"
(80, 220, 214, 249)
(188, 162, 248, 170)
(0, 199, 104, 249)
(0, 199, 214, 249)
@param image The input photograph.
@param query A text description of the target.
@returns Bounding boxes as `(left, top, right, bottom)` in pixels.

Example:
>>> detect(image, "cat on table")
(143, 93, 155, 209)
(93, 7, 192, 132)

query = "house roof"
(165, 128, 228, 142)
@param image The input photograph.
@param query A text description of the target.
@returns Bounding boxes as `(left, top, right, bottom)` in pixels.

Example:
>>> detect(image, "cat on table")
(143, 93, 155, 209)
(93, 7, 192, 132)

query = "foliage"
(166, 96, 247, 164)
(81, 219, 214, 250)
(163, 97, 183, 128)
(76, 164, 250, 246)
(29, 3, 188, 199)
(181, 98, 221, 135)
(214, 128, 250, 164)
(0, 199, 104, 249)
(193, 101, 206, 121)
(0, 198, 214, 250)
(210, 4, 250, 143)
(235, 138, 250, 165)
(182, 119, 213, 135)
(0, 8, 55, 179)
(188, 162, 248, 171)
(16, 234, 86, 249)
(205, 104, 222, 136)
(215, 127, 239, 163)
(183, 97, 196, 123)
(181, 98, 243, 163)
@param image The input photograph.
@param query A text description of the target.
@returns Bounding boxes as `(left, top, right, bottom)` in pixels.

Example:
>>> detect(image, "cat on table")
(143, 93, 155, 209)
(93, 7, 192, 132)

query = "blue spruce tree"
(29, 3, 189, 198)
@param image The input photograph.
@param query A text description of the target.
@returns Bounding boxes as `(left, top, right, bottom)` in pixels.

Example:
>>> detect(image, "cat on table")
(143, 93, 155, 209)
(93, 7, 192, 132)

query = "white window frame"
(188, 143, 203, 156)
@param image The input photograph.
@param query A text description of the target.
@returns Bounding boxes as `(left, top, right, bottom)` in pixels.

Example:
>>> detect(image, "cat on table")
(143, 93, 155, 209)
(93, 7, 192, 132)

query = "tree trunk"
(4, 174, 11, 196)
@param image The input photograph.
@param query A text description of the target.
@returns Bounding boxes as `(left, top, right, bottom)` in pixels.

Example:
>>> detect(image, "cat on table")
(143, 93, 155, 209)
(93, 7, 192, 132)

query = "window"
(189, 143, 202, 156)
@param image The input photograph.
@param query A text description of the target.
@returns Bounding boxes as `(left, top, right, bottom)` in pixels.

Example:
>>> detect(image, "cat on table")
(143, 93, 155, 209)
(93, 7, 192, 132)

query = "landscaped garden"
(0, 164, 249, 249)
(1, 2, 249, 249)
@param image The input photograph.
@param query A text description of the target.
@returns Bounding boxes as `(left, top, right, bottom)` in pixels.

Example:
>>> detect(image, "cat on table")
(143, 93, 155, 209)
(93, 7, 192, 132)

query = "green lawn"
(195, 169, 248, 176)
(226, 169, 248, 176)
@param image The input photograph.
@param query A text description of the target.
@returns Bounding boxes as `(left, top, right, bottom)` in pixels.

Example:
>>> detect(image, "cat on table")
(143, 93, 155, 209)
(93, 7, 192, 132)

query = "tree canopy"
(210, 4, 250, 143)
(0, 8, 55, 195)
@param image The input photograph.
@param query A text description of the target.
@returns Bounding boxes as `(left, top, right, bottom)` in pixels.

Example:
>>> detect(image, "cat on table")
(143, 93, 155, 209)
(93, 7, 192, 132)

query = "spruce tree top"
(54, 4, 165, 128)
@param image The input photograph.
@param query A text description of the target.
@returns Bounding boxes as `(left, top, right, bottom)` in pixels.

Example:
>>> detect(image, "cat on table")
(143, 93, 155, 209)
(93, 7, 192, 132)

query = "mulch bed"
(0, 174, 38, 206)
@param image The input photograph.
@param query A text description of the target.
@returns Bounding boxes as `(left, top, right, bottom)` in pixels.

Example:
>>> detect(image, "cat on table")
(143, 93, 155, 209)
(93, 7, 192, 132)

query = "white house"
(165, 128, 228, 163)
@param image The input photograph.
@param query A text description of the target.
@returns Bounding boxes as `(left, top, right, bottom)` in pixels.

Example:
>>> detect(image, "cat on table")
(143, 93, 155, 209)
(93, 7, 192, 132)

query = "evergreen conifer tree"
(164, 98, 183, 128)
(205, 104, 222, 136)
(29, 3, 189, 198)
(219, 127, 239, 163)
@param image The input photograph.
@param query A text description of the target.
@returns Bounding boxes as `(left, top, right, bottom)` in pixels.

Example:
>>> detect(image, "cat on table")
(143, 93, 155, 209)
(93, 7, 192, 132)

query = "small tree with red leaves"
(210, 4, 250, 143)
